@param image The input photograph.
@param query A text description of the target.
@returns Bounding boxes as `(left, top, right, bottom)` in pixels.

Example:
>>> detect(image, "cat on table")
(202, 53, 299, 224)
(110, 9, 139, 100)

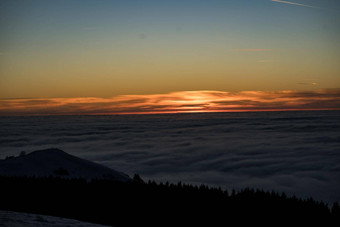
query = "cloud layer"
(0, 110, 339, 204)
(0, 89, 339, 116)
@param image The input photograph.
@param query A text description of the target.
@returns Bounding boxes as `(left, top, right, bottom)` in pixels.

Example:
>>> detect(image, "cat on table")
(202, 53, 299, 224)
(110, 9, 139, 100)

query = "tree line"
(0, 174, 339, 226)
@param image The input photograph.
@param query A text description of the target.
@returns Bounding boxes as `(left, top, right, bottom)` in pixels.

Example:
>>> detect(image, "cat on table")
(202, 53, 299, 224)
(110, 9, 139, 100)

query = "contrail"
(271, 0, 319, 9)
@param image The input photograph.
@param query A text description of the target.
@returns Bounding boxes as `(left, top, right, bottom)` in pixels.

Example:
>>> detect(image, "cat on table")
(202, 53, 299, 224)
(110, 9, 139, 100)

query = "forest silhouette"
(1, 174, 339, 226)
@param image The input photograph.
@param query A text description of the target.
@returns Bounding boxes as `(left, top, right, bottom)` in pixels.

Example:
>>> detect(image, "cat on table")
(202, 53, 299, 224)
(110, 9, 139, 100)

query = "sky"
(0, 0, 340, 115)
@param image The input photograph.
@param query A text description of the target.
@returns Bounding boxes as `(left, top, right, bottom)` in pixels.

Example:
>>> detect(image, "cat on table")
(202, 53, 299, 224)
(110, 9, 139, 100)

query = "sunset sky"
(1, 0, 339, 115)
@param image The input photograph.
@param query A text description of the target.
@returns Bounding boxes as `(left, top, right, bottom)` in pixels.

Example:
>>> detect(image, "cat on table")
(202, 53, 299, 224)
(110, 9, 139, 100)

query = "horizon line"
(1, 108, 339, 117)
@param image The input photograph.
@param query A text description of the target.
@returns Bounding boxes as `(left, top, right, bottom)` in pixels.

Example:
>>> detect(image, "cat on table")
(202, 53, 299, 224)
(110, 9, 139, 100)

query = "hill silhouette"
(0, 148, 130, 182)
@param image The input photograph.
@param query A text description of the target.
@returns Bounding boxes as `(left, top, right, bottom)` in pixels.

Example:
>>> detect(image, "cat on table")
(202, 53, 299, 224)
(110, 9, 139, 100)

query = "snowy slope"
(0, 148, 130, 182)
(0, 210, 110, 227)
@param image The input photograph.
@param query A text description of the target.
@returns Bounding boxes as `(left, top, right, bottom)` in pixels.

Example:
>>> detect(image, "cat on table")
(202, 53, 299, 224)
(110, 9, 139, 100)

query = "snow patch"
(0, 210, 110, 227)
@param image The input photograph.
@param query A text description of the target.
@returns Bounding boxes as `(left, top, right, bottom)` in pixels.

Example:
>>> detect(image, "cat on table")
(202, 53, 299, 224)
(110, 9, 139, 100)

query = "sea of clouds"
(1, 111, 339, 204)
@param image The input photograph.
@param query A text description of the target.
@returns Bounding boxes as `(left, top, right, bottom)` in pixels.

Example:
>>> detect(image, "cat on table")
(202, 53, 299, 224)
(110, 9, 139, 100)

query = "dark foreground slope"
(0, 210, 109, 227)
(1, 176, 339, 226)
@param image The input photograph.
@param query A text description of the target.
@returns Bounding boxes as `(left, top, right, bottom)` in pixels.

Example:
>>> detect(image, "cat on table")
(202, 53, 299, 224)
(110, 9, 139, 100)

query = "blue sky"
(0, 0, 339, 99)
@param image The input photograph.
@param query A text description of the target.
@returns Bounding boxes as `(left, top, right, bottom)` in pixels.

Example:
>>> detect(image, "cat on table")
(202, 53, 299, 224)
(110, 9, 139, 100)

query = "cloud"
(232, 49, 272, 52)
(297, 82, 317, 86)
(257, 60, 278, 63)
(0, 89, 339, 116)
(271, 0, 319, 9)
(0, 107, 339, 204)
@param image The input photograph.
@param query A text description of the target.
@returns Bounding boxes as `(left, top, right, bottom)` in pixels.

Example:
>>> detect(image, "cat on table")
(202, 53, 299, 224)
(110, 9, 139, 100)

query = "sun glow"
(0, 89, 339, 116)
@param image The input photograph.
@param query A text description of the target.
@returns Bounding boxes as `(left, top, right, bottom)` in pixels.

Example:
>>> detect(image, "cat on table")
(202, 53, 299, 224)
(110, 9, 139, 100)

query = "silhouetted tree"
(332, 202, 340, 216)
(133, 174, 144, 184)
(54, 168, 69, 176)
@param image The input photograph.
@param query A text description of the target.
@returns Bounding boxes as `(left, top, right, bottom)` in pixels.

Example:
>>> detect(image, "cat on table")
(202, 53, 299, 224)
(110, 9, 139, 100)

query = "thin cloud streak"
(257, 60, 278, 63)
(232, 49, 272, 52)
(271, 0, 319, 9)
(0, 89, 339, 116)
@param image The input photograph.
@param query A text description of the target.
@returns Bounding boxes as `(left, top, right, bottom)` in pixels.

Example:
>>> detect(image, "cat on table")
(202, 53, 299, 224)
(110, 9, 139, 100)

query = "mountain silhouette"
(0, 148, 130, 182)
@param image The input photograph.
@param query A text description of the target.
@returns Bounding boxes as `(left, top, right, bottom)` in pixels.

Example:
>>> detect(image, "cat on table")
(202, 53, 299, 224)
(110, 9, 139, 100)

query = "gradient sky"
(0, 0, 340, 114)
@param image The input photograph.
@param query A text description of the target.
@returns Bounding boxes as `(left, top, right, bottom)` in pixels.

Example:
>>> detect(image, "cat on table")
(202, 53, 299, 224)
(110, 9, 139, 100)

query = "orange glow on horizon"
(0, 89, 339, 116)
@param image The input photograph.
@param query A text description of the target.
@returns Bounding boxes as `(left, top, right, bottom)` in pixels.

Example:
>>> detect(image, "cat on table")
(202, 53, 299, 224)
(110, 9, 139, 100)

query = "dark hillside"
(0, 175, 339, 226)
